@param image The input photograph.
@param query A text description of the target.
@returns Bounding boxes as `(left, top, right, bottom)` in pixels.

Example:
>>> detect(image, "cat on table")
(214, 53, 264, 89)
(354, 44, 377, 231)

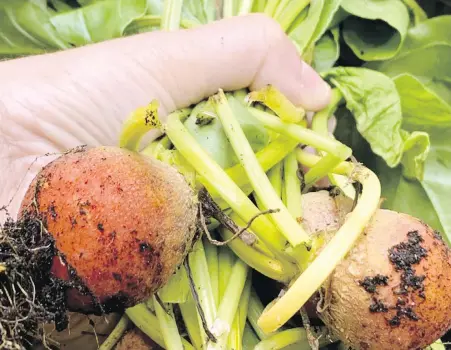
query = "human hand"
(0, 13, 331, 225)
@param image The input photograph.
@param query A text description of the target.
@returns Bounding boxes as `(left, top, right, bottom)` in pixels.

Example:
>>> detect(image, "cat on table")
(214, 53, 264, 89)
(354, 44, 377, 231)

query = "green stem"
(249, 107, 351, 160)
(218, 136, 298, 190)
(252, 0, 267, 12)
(243, 324, 260, 348)
(208, 260, 250, 349)
(212, 90, 311, 248)
(248, 288, 271, 340)
(239, 275, 252, 337)
(163, 110, 287, 253)
(254, 327, 331, 350)
(153, 296, 184, 350)
(304, 153, 344, 186)
(202, 136, 298, 210)
(179, 295, 205, 349)
(204, 239, 220, 308)
(296, 149, 353, 176)
(126, 304, 164, 347)
(310, 88, 355, 198)
(287, 6, 310, 34)
(126, 304, 195, 349)
(119, 101, 161, 151)
(275, 0, 310, 31)
(187, 240, 217, 331)
(99, 315, 129, 350)
(227, 273, 252, 349)
(247, 85, 305, 123)
(310, 88, 342, 134)
(125, 15, 200, 34)
(218, 246, 235, 300)
(223, 0, 235, 17)
(218, 217, 296, 283)
(238, 0, 254, 15)
(268, 162, 283, 198)
(427, 339, 446, 350)
(254, 161, 283, 215)
(258, 165, 381, 333)
(283, 151, 302, 220)
(161, 0, 184, 31)
(264, 0, 281, 16)
(141, 135, 172, 159)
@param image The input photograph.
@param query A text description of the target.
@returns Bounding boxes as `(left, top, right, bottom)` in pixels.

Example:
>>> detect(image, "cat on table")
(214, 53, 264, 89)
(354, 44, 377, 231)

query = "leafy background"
(1, 0, 450, 246)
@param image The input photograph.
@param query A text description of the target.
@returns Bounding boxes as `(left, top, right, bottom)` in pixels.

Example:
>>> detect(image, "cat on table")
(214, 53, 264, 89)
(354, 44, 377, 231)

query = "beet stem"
(257, 165, 381, 333)
(212, 89, 311, 248)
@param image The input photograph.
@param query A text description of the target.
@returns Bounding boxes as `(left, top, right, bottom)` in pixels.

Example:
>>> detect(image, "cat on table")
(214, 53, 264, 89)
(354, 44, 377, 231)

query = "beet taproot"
(318, 209, 451, 350)
(19, 146, 198, 313)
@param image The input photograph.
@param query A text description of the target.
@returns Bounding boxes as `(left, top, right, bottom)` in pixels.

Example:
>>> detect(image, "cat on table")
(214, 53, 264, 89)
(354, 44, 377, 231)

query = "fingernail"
(297, 61, 331, 111)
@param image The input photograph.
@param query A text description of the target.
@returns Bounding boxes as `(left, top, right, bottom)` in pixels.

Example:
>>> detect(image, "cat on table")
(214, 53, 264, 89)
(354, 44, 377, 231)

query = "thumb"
(122, 13, 331, 116)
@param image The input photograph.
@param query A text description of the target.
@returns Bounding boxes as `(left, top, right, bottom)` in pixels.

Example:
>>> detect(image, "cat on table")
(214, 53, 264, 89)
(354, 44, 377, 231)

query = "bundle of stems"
(101, 0, 384, 349)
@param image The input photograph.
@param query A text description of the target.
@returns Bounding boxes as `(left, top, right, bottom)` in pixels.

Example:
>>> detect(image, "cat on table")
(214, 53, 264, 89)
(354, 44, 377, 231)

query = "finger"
(125, 13, 331, 116)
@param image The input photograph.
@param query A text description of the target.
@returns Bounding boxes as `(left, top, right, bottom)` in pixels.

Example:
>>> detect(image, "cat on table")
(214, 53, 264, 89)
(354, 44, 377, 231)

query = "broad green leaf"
(393, 74, 451, 127)
(367, 16, 451, 101)
(50, 0, 147, 46)
(312, 27, 340, 72)
(375, 158, 447, 243)
(324, 67, 405, 167)
(334, 110, 449, 243)
(376, 128, 451, 244)
(184, 96, 270, 169)
(395, 78, 451, 241)
(341, 0, 410, 61)
(0, 0, 68, 56)
(421, 128, 451, 243)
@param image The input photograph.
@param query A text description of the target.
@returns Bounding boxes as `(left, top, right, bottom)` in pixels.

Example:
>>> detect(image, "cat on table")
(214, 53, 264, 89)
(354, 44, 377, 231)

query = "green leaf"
(310, 0, 342, 43)
(334, 112, 449, 244)
(184, 96, 270, 169)
(376, 128, 451, 244)
(402, 0, 428, 25)
(324, 67, 404, 167)
(375, 158, 448, 243)
(0, 0, 69, 56)
(289, 0, 325, 54)
(327, 6, 350, 28)
(49, 0, 147, 46)
(421, 128, 451, 242)
(393, 73, 451, 127)
(145, 0, 163, 15)
(400, 130, 430, 181)
(341, 0, 410, 61)
(312, 27, 340, 72)
(367, 15, 451, 101)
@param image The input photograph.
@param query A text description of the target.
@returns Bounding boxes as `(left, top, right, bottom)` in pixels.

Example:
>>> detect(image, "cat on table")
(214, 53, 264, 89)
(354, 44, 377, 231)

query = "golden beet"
(19, 146, 198, 311)
(320, 209, 451, 350)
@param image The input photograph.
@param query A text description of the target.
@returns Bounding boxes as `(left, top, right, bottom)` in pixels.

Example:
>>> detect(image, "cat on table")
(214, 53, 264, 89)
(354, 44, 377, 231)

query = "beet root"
(19, 146, 198, 313)
(319, 209, 451, 350)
